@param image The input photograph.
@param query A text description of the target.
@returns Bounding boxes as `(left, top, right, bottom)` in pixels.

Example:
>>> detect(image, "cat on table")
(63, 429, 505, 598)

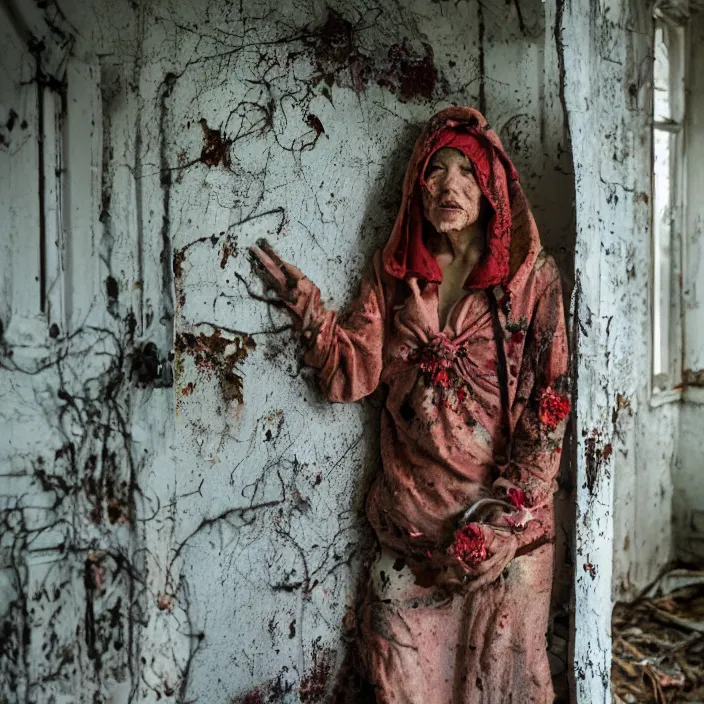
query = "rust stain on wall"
(220, 237, 238, 269)
(305, 113, 326, 137)
(611, 392, 631, 425)
(199, 118, 232, 168)
(175, 329, 255, 404)
(683, 368, 704, 387)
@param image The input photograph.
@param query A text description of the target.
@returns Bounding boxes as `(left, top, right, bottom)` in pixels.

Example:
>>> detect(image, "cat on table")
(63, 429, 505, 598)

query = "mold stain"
(302, 8, 443, 102)
(305, 10, 373, 94)
(583, 428, 612, 495)
(377, 40, 438, 103)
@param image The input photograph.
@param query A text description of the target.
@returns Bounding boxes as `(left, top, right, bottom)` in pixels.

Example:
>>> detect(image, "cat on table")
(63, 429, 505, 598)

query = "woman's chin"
(433, 216, 469, 233)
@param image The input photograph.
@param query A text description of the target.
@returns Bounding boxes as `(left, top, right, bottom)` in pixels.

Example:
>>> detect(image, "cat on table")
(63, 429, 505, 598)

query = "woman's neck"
(436, 223, 486, 268)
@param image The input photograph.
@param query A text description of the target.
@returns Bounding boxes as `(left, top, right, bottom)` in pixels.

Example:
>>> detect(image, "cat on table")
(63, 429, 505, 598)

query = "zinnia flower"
(538, 387, 571, 430)
(449, 522, 486, 566)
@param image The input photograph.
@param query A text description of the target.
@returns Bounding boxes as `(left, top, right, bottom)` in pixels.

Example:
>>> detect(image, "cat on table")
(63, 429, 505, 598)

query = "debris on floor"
(612, 568, 704, 703)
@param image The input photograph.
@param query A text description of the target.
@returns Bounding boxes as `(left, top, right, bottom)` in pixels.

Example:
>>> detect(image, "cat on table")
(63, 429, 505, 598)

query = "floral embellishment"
(537, 386, 571, 430)
(449, 522, 486, 567)
(432, 368, 451, 388)
(412, 335, 457, 385)
(507, 487, 526, 509)
(409, 334, 471, 413)
(503, 487, 536, 530)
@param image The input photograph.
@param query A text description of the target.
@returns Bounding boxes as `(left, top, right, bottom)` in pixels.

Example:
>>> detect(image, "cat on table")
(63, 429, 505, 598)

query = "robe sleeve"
(285, 250, 387, 403)
(493, 274, 570, 554)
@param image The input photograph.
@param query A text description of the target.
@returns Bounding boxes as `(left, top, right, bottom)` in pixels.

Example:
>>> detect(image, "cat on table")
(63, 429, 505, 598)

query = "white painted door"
(0, 7, 140, 702)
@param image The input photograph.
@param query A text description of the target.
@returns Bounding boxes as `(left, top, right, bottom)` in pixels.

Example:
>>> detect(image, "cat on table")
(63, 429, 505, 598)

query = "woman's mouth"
(439, 201, 462, 212)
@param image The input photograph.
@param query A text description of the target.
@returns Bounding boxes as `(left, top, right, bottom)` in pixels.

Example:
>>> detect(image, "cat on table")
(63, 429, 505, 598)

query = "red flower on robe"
(507, 487, 526, 509)
(410, 336, 471, 412)
(432, 368, 451, 388)
(449, 522, 486, 566)
(537, 386, 571, 430)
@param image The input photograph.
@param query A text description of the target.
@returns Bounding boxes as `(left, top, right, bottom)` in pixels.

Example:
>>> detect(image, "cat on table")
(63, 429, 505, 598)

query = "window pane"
(654, 22, 671, 122)
(652, 128, 673, 381)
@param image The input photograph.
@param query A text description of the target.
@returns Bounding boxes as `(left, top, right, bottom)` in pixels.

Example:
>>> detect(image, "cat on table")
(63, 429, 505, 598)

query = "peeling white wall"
(675, 405, 704, 561)
(571, 3, 681, 604)
(562, 0, 679, 700)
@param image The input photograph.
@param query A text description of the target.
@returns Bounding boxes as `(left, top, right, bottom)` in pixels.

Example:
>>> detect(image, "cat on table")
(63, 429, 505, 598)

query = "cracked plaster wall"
(0, 0, 684, 702)
(1, 0, 167, 702)
(1, 0, 578, 701)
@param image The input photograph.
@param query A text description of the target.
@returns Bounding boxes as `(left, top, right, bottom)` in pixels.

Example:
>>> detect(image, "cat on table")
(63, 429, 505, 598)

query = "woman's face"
(421, 148, 483, 235)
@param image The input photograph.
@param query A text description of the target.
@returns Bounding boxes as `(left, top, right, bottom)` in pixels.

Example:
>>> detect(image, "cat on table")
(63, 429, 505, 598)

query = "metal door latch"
(131, 341, 173, 388)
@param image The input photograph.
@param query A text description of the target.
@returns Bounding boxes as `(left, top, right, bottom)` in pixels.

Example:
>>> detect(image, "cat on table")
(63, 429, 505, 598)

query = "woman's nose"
(441, 168, 461, 191)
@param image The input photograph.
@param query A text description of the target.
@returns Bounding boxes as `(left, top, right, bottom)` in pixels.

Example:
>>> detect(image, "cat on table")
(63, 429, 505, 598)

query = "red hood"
(382, 106, 540, 293)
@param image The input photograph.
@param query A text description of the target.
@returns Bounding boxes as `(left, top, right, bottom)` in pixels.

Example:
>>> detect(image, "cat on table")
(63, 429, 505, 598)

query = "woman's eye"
(461, 166, 474, 174)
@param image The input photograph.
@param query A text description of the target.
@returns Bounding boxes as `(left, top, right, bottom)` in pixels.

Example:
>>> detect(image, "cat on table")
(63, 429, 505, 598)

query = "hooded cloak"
(284, 106, 569, 704)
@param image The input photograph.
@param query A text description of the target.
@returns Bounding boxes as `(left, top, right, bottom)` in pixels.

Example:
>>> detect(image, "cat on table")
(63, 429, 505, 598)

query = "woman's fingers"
(478, 535, 516, 574)
(249, 245, 287, 293)
(259, 241, 305, 286)
(281, 260, 305, 287)
(251, 241, 305, 295)
(258, 240, 285, 268)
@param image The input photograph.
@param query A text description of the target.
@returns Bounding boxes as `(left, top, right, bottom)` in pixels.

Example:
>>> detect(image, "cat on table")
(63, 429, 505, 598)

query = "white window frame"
(681, 8, 704, 405)
(649, 11, 687, 406)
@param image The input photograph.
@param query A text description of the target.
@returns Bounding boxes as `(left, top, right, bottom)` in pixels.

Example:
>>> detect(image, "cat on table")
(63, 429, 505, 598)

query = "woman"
(251, 106, 570, 703)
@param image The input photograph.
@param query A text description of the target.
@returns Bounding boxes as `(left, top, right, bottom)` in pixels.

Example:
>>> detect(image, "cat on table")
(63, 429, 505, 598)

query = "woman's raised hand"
(249, 239, 305, 303)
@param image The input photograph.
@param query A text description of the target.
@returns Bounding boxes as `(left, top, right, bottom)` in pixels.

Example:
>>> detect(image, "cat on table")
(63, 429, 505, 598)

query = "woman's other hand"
(407, 523, 517, 592)
(449, 522, 516, 592)
(461, 524, 517, 590)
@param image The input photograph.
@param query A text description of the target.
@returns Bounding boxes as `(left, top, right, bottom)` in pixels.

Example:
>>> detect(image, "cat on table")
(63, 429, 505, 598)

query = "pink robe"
(287, 107, 569, 703)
